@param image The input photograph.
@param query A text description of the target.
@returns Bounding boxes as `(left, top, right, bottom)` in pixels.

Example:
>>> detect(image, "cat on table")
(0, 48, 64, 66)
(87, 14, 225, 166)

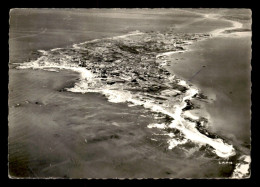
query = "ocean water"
(167, 36, 251, 145)
(9, 9, 251, 178)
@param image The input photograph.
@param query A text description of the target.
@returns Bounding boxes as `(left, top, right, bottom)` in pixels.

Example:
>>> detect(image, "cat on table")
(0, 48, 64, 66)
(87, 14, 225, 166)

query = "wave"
(231, 155, 251, 178)
(16, 25, 249, 177)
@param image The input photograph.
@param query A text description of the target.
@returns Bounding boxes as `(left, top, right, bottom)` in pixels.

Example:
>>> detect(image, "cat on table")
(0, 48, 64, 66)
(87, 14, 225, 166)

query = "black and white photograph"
(8, 8, 252, 179)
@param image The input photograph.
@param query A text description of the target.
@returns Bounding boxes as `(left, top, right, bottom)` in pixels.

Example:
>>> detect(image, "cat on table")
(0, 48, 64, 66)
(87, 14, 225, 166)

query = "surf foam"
(16, 30, 236, 160)
(231, 155, 251, 178)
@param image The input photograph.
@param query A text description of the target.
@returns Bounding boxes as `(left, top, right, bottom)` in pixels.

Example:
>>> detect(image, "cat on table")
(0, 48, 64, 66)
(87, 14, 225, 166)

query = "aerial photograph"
(8, 8, 251, 179)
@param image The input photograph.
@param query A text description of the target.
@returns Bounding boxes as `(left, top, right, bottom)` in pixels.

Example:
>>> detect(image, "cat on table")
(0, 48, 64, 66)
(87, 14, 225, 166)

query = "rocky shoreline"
(16, 28, 250, 177)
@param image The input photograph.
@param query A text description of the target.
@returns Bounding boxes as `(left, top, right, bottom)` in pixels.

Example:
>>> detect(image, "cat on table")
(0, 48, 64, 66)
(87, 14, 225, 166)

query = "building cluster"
(46, 31, 210, 94)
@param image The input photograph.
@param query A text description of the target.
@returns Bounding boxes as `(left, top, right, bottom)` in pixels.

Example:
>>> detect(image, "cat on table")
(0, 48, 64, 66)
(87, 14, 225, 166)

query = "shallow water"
(167, 35, 251, 154)
(10, 33, 247, 178)
(9, 9, 251, 178)
(9, 69, 236, 178)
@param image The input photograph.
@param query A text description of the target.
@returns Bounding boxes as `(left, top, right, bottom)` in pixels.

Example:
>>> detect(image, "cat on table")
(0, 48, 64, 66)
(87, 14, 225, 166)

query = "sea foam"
(17, 30, 236, 160)
(14, 11, 252, 178)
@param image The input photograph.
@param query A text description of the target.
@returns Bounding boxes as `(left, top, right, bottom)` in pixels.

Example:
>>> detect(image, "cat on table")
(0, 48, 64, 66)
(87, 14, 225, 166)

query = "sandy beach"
(8, 8, 251, 178)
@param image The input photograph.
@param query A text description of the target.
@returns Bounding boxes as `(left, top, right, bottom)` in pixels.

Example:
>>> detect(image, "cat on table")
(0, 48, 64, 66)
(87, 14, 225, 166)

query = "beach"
(8, 8, 251, 178)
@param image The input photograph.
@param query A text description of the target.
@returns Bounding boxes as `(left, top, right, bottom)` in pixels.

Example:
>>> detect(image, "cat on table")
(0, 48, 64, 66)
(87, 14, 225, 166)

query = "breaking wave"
(16, 25, 250, 177)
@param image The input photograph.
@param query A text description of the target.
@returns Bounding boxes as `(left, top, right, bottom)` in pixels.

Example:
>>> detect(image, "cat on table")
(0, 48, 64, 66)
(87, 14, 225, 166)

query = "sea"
(8, 9, 251, 178)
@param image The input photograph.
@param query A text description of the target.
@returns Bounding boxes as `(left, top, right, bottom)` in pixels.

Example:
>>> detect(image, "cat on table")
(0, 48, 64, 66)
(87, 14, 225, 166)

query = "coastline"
(17, 30, 239, 158)
(165, 14, 251, 178)
(9, 9, 251, 178)
(9, 68, 161, 178)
